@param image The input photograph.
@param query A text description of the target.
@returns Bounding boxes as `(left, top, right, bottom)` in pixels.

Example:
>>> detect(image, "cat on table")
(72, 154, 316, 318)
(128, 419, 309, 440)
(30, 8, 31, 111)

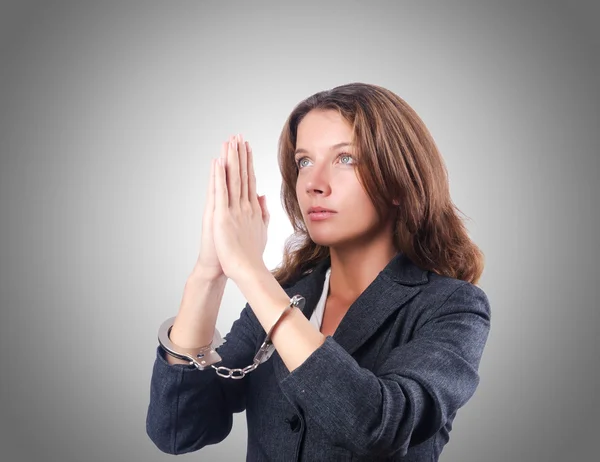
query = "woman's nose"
(304, 164, 331, 195)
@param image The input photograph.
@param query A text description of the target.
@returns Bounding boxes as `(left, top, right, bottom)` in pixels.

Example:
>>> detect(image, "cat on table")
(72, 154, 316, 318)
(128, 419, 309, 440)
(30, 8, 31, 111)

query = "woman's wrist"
(188, 265, 228, 286)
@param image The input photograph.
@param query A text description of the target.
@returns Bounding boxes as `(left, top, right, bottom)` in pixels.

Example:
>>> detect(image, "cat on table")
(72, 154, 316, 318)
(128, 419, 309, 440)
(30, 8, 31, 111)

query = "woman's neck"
(328, 241, 398, 303)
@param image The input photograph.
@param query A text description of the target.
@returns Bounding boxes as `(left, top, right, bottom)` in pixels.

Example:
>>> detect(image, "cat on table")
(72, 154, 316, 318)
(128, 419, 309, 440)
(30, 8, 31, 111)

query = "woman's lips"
(308, 211, 336, 221)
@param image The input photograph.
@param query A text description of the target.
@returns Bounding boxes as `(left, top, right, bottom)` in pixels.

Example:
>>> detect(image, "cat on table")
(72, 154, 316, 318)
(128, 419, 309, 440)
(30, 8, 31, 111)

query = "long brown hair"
(270, 82, 485, 287)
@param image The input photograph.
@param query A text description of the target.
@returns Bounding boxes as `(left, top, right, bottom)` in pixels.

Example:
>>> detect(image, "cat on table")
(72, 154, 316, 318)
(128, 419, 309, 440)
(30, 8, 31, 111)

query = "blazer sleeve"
(278, 281, 492, 458)
(145, 302, 262, 455)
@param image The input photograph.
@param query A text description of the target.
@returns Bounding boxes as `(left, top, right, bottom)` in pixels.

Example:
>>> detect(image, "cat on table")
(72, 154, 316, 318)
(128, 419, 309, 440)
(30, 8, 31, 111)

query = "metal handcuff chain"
(158, 294, 306, 380)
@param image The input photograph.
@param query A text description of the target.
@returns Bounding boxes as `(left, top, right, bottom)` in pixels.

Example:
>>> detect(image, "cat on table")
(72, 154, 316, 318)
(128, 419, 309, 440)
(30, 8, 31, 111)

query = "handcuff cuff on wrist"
(157, 294, 305, 380)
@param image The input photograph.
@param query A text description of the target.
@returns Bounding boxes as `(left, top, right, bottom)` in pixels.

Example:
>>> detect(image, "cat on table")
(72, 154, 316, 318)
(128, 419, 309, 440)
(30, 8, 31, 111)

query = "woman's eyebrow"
(294, 142, 354, 155)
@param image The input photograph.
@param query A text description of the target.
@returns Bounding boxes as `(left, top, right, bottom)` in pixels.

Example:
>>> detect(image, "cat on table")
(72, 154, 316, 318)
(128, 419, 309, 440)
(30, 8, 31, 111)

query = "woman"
(146, 82, 491, 461)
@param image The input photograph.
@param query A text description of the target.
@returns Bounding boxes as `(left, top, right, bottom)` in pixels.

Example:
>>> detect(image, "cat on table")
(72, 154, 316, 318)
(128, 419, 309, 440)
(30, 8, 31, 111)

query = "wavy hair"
(270, 82, 485, 287)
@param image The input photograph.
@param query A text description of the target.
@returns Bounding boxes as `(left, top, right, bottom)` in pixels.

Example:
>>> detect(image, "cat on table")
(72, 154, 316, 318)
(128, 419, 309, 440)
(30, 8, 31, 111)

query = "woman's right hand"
(193, 142, 228, 281)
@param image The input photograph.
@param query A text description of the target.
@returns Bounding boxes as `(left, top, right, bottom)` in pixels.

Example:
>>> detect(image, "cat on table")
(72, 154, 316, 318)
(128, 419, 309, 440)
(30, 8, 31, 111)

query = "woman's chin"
(308, 234, 337, 247)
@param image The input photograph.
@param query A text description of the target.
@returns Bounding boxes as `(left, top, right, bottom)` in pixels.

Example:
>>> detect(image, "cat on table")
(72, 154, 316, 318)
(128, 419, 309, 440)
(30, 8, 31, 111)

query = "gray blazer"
(146, 252, 491, 461)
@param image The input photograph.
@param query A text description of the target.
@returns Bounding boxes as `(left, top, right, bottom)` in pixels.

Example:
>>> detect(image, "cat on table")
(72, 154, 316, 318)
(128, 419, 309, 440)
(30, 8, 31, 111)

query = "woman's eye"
(339, 154, 353, 164)
(296, 153, 355, 169)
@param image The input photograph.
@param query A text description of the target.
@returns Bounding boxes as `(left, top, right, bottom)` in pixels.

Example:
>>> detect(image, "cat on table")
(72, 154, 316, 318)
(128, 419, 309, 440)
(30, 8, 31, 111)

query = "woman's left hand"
(213, 133, 270, 283)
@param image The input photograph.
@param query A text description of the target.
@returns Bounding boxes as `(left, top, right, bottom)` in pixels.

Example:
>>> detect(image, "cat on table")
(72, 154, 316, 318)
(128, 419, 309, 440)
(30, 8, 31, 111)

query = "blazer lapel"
(272, 252, 429, 381)
(331, 277, 420, 355)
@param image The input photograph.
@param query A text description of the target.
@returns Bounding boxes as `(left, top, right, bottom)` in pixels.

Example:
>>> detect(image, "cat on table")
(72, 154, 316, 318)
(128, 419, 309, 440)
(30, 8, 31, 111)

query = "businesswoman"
(146, 82, 491, 461)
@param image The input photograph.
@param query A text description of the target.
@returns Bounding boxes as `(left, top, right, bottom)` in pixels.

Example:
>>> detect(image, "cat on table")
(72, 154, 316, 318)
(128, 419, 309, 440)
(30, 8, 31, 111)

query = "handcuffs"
(158, 294, 306, 379)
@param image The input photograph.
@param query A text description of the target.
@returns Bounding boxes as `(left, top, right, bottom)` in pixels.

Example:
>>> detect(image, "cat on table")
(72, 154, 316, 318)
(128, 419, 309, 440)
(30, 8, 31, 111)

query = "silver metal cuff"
(158, 316, 225, 370)
(156, 294, 306, 377)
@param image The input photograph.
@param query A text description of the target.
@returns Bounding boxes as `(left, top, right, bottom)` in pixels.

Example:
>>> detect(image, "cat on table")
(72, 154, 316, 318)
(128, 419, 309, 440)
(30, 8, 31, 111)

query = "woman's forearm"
(234, 264, 326, 373)
(165, 269, 228, 366)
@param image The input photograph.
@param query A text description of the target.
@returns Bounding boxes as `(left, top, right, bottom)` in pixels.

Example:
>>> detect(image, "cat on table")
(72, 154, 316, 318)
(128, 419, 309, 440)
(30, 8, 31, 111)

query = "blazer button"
(285, 415, 301, 432)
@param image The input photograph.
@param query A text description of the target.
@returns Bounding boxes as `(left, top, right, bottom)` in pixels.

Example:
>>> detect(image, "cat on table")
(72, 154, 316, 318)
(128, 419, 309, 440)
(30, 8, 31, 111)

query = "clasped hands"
(210, 134, 270, 283)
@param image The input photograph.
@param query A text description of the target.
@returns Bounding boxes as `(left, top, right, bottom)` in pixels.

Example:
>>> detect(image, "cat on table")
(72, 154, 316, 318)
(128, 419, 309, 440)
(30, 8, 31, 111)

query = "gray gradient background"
(0, 1, 598, 461)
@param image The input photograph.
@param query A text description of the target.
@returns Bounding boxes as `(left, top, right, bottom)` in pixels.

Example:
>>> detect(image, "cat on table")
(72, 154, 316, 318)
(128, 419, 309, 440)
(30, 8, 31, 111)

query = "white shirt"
(308, 266, 332, 332)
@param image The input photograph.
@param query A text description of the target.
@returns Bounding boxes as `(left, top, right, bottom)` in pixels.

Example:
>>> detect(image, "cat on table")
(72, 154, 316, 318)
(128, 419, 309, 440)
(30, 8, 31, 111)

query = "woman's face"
(295, 109, 384, 249)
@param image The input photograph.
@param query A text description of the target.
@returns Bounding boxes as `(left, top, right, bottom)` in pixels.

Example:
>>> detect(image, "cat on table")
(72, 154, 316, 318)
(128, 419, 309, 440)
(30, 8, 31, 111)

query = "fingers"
(214, 142, 229, 211)
(259, 195, 270, 227)
(238, 134, 249, 202)
(227, 136, 241, 206)
(220, 134, 257, 210)
(247, 143, 260, 211)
